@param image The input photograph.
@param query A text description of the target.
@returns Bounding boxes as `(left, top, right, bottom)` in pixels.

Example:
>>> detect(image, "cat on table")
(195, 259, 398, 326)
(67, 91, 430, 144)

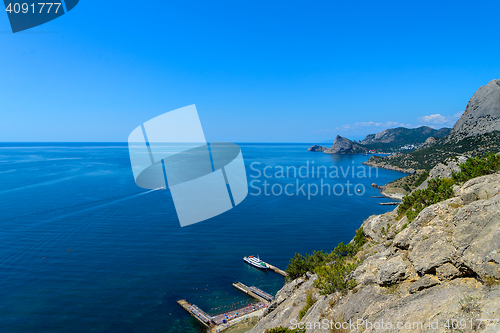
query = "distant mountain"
(447, 79, 500, 142)
(360, 126, 451, 148)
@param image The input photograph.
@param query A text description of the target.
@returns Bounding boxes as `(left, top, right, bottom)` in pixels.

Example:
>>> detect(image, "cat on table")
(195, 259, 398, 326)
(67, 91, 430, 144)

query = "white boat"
(243, 255, 269, 270)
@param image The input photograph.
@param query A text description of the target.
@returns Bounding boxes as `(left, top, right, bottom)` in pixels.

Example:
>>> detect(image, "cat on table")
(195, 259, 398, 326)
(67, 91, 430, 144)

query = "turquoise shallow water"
(0, 143, 403, 333)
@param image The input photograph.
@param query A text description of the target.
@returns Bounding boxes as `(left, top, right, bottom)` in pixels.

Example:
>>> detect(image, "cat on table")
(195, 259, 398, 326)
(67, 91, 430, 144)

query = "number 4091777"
(6, 3, 62, 14)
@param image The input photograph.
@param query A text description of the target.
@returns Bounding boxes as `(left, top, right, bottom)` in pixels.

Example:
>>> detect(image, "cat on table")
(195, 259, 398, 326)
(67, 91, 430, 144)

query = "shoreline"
(362, 160, 416, 174)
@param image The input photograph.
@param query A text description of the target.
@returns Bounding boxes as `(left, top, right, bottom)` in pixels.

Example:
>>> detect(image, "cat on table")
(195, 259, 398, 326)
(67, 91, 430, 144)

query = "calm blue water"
(0, 143, 403, 333)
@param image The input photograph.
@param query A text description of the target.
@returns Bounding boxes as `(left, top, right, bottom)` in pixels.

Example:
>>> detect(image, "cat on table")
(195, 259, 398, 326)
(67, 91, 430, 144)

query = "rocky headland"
(248, 165, 500, 332)
(309, 136, 367, 155)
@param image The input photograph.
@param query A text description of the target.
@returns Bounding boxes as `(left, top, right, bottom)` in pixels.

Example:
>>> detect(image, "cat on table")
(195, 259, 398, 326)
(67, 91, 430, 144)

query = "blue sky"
(1, 0, 499, 142)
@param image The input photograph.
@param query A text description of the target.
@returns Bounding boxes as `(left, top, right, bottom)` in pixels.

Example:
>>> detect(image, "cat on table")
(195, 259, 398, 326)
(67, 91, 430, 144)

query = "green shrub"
(397, 178, 454, 222)
(414, 171, 429, 187)
(353, 227, 367, 247)
(285, 228, 366, 294)
(298, 292, 317, 320)
(286, 251, 329, 281)
(314, 258, 359, 295)
(452, 152, 500, 183)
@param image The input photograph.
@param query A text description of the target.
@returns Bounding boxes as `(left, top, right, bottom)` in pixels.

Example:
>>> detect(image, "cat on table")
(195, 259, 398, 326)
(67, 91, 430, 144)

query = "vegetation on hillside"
(286, 228, 366, 295)
(451, 152, 500, 183)
(382, 170, 429, 195)
(397, 178, 455, 222)
(358, 126, 450, 152)
(367, 131, 500, 171)
(298, 292, 317, 320)
(397, 152, 500, 222)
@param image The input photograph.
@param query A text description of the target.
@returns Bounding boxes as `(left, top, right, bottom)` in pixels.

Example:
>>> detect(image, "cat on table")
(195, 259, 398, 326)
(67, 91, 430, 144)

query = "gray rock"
(459, 173, 500, 201)
(361, 212, 397, 243)
(409, 275, 441, 293)
(452, 194, 500, 279)
(409, 224, 455, 275)
(436, 263, 461, 280)
(377, 256, 408, 285)
(449, 79, 500, 141)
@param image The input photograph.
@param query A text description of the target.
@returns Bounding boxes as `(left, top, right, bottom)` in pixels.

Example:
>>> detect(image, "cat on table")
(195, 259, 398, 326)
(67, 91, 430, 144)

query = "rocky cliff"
(248, 170, 500, 333)
(448, 80, 500, 142)
(308, 136, 367, 155)
(324, 135, 367, 154)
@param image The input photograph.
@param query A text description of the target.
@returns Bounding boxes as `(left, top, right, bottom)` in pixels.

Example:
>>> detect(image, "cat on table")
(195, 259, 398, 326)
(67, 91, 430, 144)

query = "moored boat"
(243, 255, 268, 270)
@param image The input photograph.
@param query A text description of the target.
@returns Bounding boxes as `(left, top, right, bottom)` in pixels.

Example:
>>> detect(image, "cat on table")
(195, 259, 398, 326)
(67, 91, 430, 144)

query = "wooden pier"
(263, 261, 287, 277)
(176, 299, 214, 329)
(232, 282, 273, 303)
(177, 298, 267, 333)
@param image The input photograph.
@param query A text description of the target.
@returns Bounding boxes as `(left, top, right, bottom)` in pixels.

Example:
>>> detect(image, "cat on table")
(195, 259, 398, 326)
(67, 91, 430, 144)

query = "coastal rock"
(248, 173, 500, 333)
(308, 144, 328, 152)
(323, 135, 367, 155)
(448, 79, 500, 141)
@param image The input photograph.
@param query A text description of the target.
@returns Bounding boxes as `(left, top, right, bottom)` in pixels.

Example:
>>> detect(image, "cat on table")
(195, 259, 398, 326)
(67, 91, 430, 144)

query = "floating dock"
(263, 261, 287, 277)
(232, 282, 273, 303)
(379, 202, 400, 206)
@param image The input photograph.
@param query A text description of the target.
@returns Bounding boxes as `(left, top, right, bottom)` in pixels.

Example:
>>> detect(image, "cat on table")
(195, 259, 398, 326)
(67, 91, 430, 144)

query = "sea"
(0, 143, 404, 333)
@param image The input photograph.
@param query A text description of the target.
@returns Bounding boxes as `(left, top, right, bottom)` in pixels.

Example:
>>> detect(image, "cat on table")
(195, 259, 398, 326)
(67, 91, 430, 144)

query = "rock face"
(248, 174, 500, 333)
(324, 135, 367, 154)
(448, 79, 500, 141)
